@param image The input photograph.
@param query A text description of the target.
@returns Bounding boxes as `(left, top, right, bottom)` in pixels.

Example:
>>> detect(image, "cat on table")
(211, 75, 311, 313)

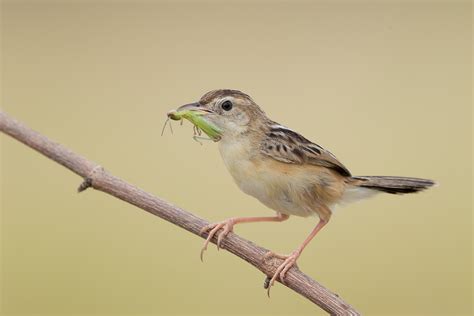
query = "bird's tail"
(351, 176, 435, 194)
(338, 176, 435, 206)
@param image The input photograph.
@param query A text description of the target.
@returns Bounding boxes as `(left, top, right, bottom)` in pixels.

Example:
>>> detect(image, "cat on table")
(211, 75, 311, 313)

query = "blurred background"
(1, 1, 472, 315)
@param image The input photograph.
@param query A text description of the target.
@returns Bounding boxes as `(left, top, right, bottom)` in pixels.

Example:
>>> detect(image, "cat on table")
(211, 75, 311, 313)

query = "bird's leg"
(200, 213, 289, 261)
(264, 217, 329, 296)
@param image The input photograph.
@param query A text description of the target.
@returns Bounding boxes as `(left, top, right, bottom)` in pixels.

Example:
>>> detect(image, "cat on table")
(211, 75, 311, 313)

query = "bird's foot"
(263, 250, 301, 296)
(199, 219, 235, 261)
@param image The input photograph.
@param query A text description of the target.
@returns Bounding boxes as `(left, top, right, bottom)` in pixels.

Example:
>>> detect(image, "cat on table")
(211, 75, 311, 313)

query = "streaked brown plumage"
(170, 89, 435, 293)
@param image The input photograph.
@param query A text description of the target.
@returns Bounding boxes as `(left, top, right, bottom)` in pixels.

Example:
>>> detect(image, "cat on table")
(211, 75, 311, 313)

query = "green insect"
(162, 109, 222, 143)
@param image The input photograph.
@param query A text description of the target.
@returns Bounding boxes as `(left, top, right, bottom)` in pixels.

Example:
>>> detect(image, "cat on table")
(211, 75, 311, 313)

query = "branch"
(0, 111, 360, 315)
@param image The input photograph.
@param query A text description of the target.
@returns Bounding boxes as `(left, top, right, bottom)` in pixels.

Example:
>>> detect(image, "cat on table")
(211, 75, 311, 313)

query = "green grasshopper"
(162, 109, 222, 144)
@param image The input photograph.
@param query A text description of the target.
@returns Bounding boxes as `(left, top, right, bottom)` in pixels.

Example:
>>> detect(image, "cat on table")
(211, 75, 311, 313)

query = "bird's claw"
(199, 219, 235, 261)
(262, 250, 300, 297)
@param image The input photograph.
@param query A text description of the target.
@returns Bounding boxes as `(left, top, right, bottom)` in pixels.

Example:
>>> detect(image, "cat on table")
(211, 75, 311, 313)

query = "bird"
(168, 89, 434, 293)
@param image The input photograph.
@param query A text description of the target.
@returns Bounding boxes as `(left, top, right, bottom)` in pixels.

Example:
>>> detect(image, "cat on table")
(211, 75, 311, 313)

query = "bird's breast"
(217, 139, 325, 217)
(218, 138, 260, 191)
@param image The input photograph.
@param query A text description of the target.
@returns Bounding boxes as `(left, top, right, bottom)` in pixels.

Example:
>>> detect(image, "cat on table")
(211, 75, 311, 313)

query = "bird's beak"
(176, 102, 201, 112)
(168, 102, 213, 120)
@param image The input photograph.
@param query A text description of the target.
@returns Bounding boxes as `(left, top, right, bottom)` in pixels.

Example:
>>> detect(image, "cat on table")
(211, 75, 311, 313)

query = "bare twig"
(0, 111, 360, 315)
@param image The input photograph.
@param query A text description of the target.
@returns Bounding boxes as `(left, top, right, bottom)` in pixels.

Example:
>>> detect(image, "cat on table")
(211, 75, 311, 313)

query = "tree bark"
(0, 111, 360, 315)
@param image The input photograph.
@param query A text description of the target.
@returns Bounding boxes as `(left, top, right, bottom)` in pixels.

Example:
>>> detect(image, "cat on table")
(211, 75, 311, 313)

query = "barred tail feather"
(351, 176, 435, 194)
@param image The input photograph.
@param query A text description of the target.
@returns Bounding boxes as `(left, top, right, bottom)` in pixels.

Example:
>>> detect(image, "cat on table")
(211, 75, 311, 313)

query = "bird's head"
(168, 89, 267, 141)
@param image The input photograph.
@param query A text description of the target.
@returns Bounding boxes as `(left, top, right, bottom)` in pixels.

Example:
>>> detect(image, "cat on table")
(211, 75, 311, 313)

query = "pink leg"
(200, 213, 289, 261)
(264, 218, 328, 296)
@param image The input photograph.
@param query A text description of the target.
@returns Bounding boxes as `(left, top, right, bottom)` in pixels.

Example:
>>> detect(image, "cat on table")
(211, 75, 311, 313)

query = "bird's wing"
(260, 124, 351, 177)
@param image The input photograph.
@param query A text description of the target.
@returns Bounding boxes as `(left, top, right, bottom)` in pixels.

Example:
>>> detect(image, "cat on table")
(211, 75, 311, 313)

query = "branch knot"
(77, 165, 103, 192)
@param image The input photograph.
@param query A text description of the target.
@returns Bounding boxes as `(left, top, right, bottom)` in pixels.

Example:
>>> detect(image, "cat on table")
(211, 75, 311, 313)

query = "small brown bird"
(168, 89, 434, 292)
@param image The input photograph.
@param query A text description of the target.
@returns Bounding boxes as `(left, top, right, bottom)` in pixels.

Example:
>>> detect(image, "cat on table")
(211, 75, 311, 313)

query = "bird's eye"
(221, 100, 233, 111)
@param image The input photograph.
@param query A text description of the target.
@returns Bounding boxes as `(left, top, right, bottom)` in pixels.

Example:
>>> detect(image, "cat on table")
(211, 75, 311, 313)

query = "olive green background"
(1, 1, 472, 315)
